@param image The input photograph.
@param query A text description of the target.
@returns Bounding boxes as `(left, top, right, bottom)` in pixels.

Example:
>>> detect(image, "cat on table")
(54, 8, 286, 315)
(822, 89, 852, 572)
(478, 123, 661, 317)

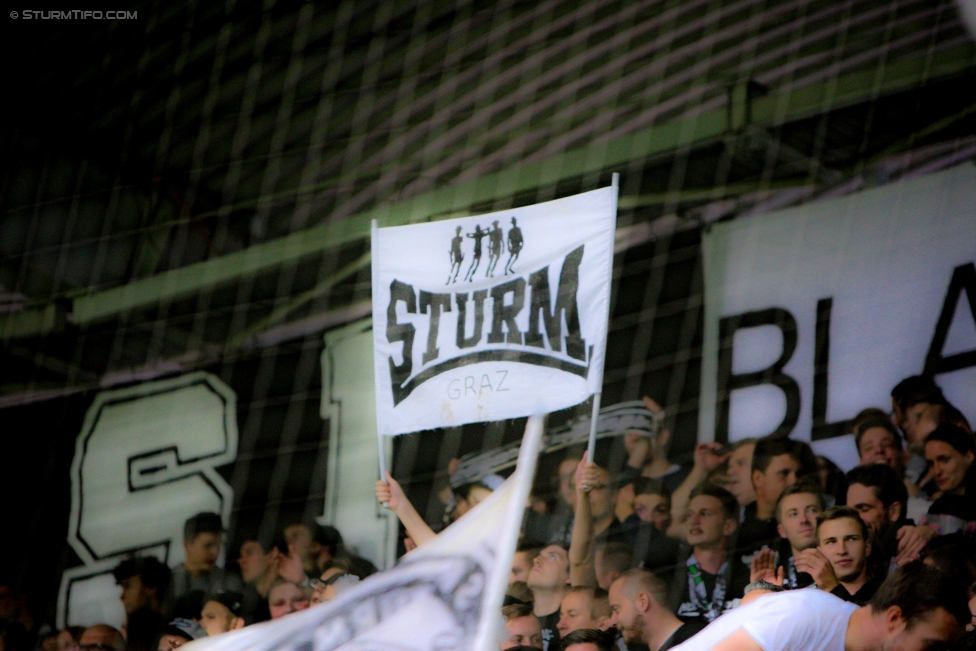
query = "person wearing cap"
(167, 513, 243, 607)
(156, 619, 206, 651)
(199, 592, 245, 636)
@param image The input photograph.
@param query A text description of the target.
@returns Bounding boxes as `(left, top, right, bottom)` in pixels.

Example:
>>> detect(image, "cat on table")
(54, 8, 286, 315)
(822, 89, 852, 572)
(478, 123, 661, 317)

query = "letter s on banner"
(57, 372, 238, 628)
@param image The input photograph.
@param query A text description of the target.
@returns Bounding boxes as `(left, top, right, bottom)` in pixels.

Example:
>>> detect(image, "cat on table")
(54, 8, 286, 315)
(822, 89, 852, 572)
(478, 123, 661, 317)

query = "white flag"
(182, 417, 546, 651)
(371, 186, 617, 436)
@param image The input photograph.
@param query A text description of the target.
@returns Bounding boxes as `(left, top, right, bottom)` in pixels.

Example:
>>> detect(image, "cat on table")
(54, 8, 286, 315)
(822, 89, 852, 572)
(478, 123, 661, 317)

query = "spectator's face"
(727, 443, 756, 506)
(80, 627, 122, 651)
(284, 525, 314, 564)
(200, 600, 236, 636)
(510, 551, 534, 585)
(156, 634, 189, 651)
(238, 541, 271, 583)
(502, 615, 542, 649)
(685, 495, 733, 548)
(559, 459, 579, 506)
(564, 645, 600, 651)
(817, 517, 870, 583)
(754, 454, 800, 505)
(608, 581, 644, 644)
(846, 483, 896, 535)
(118, 575, 154, 614)
(925, 440, 974, 494)
(879, 606, 959, 651)
(527, 545, 570, 590)
(184, 532, 220, 571)
(903, 402, 935, 443)
(633, 493, 671, 531)
(268, 582, 310, 619)
(967, 594, 976, 632)
(776, 492, 821, 552)
(557, 591, 604, 636)
(859, 427, 902, 472)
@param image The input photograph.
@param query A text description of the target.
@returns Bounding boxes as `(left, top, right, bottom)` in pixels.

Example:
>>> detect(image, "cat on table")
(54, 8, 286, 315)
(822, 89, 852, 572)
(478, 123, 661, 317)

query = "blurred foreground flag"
(371, 185, 617, 435)
(184, 417, 545, 651)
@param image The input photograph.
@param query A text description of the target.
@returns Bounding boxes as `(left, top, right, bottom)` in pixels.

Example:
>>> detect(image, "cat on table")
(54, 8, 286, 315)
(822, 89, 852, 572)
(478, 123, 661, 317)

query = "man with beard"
(845, 464, 929, 568)
(815, 507, 880, 605)
(609, 569, 706, 651)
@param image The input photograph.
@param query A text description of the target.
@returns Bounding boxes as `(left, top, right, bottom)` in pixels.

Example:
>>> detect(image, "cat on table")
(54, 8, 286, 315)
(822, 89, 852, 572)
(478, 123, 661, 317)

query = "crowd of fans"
(0, 515, 376, 651)
(1, 374, 973, 651)
(380, 375, 976, 651)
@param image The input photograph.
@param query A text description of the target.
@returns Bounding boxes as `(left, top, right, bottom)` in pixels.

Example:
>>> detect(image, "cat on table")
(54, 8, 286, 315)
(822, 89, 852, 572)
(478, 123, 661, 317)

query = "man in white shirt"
(670, 563, 966, 651)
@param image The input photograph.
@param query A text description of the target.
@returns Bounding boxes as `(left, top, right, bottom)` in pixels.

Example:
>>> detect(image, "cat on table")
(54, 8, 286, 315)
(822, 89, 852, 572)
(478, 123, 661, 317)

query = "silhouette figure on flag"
(447, 226, 464, 284)
(464, 225, 487, 282)
(485, 220, 504, 278)
(504, 217, 523, 275)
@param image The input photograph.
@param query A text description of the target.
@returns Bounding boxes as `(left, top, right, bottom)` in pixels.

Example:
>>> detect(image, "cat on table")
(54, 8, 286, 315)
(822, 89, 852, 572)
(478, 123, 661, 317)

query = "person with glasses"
(76, 625, 124, 651)
(309, 563, 360, 605)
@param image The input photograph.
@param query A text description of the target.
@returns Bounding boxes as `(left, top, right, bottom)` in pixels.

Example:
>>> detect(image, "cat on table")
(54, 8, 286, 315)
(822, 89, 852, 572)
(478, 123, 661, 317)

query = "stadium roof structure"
(2, 0, 975, 425)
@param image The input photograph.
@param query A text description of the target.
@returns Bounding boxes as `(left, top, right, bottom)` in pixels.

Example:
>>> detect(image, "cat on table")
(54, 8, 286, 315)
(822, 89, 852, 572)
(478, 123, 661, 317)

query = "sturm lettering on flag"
(371, 186, 617, 436)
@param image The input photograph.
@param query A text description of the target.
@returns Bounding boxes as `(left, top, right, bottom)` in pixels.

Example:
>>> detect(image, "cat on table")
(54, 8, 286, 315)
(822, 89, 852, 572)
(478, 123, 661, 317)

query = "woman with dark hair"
(922, 424, 976, 535)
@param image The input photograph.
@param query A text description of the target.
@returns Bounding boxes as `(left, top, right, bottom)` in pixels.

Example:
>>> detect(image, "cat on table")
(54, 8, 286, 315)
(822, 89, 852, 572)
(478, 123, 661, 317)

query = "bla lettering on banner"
(700, 165, 976, 469)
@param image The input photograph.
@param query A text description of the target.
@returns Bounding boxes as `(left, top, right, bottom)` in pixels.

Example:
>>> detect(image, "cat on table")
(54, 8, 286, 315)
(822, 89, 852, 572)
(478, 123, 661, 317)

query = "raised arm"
(376, 471, 436, 547)
(568, 453, 599, 587)
(668, 442, 729, 537)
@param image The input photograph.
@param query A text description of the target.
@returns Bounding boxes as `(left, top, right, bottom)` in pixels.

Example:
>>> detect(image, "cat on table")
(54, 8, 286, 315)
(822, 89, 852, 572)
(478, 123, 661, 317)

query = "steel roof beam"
(2, 41, 973, 340)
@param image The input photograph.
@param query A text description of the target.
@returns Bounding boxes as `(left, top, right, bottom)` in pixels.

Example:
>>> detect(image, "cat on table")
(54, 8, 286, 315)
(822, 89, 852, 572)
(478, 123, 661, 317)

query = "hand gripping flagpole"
(472, 415, 546, 651)
(584, 172, 619, 483)
(371, 219, 389, 507)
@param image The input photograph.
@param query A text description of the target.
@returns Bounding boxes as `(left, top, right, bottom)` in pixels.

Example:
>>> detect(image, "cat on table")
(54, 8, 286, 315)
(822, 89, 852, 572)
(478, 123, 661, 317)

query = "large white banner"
(59, 372, 238, 627)
(699, 164, 976, 469)
(371, 186, 617, 436)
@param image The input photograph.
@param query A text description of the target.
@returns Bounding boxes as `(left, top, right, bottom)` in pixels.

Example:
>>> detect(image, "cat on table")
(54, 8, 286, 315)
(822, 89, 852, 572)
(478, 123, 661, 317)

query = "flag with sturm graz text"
(371, 186, 617, 436)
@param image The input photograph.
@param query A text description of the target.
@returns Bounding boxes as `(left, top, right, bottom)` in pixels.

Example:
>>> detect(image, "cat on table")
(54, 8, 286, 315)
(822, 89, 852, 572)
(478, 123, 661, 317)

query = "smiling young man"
(815, 507, 879, 605)
(672, 484, 748, 621)
(854, 416, 905, 476)
(669, 562, 967, 651)
(845, 463, 935, 568)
